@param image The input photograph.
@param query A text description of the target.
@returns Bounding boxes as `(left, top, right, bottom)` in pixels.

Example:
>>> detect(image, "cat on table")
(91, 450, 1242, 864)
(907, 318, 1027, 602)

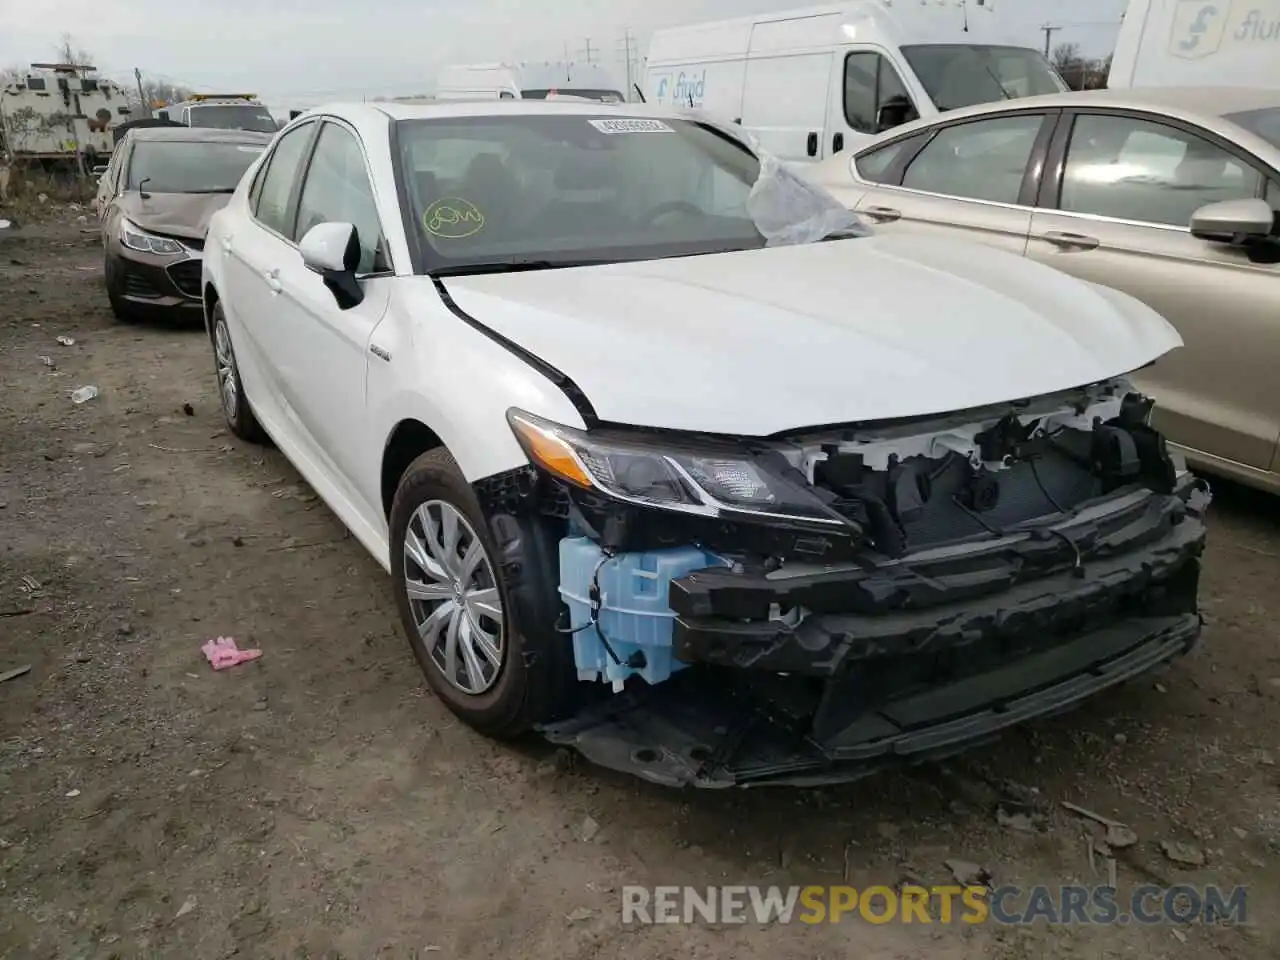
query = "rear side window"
(844, 53, 919, 135)
(253, 123, 315, 238)
(901, 114, 1043, 203)
(854, 133, 926, 183)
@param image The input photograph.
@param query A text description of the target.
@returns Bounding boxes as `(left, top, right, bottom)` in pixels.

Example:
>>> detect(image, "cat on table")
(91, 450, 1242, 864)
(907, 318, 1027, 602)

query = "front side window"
(125, 139, 267, 193)
(900, 44, 1065, 112)
(844, 53, 919, 134)
(188, 104, 278, 134)
(295, 123, 385, 272)
(1059, 114, 1260, 227)
(254, 122, 315, 237)
(901, 114, 1044, 203)
(397, 114, 865, 274)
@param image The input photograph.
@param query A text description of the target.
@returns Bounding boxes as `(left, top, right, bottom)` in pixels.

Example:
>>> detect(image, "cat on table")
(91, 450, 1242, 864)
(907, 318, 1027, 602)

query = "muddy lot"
(2, 220, 1279, 959)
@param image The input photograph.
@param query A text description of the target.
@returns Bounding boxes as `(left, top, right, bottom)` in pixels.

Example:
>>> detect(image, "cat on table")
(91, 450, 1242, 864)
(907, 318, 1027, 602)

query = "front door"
(1026, 110, 1280, 472)
(270, 118, 393, 519)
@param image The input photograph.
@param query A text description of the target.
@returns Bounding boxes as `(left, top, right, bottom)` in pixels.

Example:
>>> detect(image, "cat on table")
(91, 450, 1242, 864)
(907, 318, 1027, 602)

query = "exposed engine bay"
(477, 378, 1210, 787)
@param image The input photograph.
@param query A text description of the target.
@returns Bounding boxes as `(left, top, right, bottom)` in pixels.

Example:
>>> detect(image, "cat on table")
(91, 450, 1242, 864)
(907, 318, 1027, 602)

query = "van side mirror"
(1189, 198, 1275, 244)
(300, 221, 364, 309)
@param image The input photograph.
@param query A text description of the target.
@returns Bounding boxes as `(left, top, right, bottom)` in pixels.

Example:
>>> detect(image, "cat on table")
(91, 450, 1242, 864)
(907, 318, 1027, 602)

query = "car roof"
(129, 126, 276, 144)
(879, 86, 1280, 140)
(316, 99, 701, 123)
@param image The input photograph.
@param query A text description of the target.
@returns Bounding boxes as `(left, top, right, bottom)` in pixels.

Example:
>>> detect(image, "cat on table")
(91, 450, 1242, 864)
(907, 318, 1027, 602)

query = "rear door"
(847, 110, 1056, 256)
(1026, 108, 1280, 472)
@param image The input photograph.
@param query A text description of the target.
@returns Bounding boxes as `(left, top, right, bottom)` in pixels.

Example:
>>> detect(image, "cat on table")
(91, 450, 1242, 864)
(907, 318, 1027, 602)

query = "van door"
(827, 48, 925, 156)
(741, 14, 841, 162)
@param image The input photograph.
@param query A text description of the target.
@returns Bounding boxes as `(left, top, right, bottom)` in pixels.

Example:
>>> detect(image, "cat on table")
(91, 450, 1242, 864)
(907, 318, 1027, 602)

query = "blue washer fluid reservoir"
(558, 537, 730, 689)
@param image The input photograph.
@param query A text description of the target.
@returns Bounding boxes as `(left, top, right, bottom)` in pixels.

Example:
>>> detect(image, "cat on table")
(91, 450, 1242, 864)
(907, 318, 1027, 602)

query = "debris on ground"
(55, 335, 74, 346)
(0, 664, 33, 683)
(70, 385, 99, 404)
(996, 805, 1042, 833)
(1160, 840, 1207, 867)
(174, 895, 197, 919)
(201, 636, 263, 671)
(580, 815, 601, 843)
(182, 402, 194, 416)
(1106, 825, 1140, 850)
(64, 789, 80, 798)
(945, 858, 991, 887)
(564, 908, 594, 923)
(39, 355, 55, 368)
(1061, 800, 1125, 829)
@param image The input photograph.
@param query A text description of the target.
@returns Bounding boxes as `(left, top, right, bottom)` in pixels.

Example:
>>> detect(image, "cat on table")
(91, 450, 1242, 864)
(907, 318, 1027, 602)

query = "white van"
(436, 62, 626, 102)
(1108, 0, 1280, 88)
(642, 0, 1065, 163)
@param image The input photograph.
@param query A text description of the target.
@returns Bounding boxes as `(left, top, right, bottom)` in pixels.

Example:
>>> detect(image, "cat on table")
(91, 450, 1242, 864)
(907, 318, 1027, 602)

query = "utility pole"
(1041, 23, 1061, 58)
(134, 67, 150, 117)
(617, 28, 639, 99)
(581, 37, 596, 65)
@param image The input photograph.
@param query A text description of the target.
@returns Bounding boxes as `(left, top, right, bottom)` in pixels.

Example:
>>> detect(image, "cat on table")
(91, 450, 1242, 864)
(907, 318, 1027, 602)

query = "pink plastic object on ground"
(202, 636, 263, 670)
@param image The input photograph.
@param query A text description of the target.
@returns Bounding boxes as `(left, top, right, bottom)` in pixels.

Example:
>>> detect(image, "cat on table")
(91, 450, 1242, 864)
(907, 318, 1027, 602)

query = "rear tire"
(390, 448, 577, 738)
(211, 300, 266, 443)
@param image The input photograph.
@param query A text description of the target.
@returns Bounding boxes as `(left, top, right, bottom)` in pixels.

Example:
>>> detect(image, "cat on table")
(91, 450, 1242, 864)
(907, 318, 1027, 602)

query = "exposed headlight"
(119, 218, 185, 256)
(507, 409, 847, 528)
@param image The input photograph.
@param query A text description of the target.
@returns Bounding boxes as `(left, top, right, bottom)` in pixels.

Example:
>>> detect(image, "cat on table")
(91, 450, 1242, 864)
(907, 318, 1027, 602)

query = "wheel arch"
(381, 418, 446, 519)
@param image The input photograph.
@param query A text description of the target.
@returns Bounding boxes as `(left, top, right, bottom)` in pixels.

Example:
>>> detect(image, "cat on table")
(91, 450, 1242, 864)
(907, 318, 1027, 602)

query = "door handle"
(1039, 230, 1099, 250)
(221, 235, 233, 252)
(864, 206, 901, 223)
(806, 131, 819, 157)
(264, 268, 281, 293)
(833, 131, 845, 153)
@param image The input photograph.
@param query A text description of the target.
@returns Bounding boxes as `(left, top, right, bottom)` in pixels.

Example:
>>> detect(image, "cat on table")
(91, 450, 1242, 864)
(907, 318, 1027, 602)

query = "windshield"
(188, 104, 278, 133)
(522, 88, 625, 103)
(1225, 106, 1280, 150)
(396, 114, 866, 274)
(127, 140, 266, 193)
(900, 44, 1066, 111)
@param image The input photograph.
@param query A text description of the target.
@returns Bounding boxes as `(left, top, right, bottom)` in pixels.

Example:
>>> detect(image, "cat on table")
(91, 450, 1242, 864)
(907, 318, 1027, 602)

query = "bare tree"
(1050, 42, 1083, 75)
(54, 33, 96, 75)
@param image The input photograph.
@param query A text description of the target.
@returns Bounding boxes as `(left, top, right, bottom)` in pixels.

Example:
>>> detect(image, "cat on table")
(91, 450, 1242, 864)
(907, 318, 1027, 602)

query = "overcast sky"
(0, 0, 1127, 109)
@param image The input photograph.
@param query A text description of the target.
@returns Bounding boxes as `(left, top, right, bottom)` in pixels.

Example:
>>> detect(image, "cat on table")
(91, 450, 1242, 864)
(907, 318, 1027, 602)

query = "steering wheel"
(643, 200, 703, 227)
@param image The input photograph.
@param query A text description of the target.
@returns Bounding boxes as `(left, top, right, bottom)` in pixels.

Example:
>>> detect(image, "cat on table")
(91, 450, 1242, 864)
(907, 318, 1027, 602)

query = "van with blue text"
(642, 0, 1065, 163)
(1108, 0, 1280, 88)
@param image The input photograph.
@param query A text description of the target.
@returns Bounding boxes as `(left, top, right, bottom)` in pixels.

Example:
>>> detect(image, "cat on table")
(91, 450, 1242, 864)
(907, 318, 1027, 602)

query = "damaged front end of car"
(474, 379, 1210, 788)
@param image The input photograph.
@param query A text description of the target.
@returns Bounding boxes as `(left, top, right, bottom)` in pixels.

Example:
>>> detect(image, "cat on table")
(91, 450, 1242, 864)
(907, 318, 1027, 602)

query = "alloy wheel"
(213, 317, 238, 422)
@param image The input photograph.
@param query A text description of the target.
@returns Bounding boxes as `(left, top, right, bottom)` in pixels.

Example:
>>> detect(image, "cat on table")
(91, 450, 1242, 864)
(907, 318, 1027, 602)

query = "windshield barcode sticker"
(588, 118, 674, 135)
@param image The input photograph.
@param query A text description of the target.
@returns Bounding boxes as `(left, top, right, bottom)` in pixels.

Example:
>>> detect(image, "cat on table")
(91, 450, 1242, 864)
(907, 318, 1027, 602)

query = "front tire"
(390, 449, 576, 738)
(211, 301, 266, 443)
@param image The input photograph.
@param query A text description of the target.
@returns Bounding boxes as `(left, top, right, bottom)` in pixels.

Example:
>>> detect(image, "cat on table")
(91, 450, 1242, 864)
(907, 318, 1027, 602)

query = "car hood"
(116, 191, 231, 240)
(440, 236, 1182, 436)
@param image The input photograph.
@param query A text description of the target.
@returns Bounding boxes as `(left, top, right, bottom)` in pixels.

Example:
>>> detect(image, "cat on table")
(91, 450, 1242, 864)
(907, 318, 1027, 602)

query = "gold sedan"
(811, 86, 1280, 493)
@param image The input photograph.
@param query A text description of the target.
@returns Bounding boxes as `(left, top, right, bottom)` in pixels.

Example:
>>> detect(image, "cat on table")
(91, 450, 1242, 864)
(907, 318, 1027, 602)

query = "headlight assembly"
(507, 409, 848, 528)
(120, 218, 185, 256)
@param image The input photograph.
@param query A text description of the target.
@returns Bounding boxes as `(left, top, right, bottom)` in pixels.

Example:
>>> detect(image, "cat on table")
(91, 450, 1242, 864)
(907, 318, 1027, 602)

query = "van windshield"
(188, 104, 278, 134)
(396, 114, 866, 275)
(901, 44, 1066, 111)
(1224, 106, 1280, 151)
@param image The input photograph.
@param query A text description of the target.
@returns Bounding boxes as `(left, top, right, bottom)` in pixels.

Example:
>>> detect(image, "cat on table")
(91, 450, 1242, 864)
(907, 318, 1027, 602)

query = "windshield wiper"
(985, 65, 1013, 100)
(431, 258, 610, 277)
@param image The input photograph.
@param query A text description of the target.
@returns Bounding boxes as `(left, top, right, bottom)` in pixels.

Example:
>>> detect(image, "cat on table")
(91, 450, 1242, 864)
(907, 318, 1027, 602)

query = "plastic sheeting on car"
(746, 152, 870, 247)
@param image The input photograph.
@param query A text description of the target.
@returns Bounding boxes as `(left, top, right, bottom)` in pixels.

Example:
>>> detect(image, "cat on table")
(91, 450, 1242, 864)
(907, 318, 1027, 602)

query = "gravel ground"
(2, 219, 1279, 959)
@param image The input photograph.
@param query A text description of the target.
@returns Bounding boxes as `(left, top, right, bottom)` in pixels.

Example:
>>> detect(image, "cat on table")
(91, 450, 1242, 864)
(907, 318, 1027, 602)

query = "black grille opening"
(123, 272, 161, 298)
(166, 260, 202, 299)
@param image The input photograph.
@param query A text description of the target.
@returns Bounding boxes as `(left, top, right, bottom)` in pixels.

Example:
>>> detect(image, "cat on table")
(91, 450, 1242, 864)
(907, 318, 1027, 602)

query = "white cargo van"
(436, 62, 626, 102)
(643, 0, 1065, 163)
(1108, 0, 1280, 88)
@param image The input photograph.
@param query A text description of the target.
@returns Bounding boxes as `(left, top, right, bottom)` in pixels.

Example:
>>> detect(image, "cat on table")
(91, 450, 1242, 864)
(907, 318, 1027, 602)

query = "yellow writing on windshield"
(423, 198, 485, 239)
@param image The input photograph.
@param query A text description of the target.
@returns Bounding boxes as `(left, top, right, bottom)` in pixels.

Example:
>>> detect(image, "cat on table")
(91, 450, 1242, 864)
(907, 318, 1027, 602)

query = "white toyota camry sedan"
(202, 100, 1211, 788)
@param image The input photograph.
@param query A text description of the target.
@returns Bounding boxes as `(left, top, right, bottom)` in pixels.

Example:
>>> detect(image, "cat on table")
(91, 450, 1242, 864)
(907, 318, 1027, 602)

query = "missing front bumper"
(540, 610, 1200, 788)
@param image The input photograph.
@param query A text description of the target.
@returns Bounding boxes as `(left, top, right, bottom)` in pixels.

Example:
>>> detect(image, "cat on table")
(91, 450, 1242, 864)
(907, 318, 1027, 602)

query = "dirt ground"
(2, 218, 1279, 960)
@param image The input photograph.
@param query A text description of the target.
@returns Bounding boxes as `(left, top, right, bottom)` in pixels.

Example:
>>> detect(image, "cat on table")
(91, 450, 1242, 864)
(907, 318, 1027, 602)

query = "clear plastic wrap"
(746, 152, 871, 246)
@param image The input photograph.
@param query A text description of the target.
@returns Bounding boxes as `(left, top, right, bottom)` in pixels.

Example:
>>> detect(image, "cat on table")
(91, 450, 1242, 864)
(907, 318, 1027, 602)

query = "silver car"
(813, 87, 1280, 494)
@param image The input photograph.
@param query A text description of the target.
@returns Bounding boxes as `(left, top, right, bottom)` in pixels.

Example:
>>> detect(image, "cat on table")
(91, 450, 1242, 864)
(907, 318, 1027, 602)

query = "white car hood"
(441, 236, 1181, 436)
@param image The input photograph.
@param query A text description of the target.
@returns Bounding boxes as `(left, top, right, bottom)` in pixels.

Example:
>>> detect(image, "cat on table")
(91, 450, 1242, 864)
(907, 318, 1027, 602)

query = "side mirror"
(299, 221, 364, 309)
(1189, 198, 1275, 244)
